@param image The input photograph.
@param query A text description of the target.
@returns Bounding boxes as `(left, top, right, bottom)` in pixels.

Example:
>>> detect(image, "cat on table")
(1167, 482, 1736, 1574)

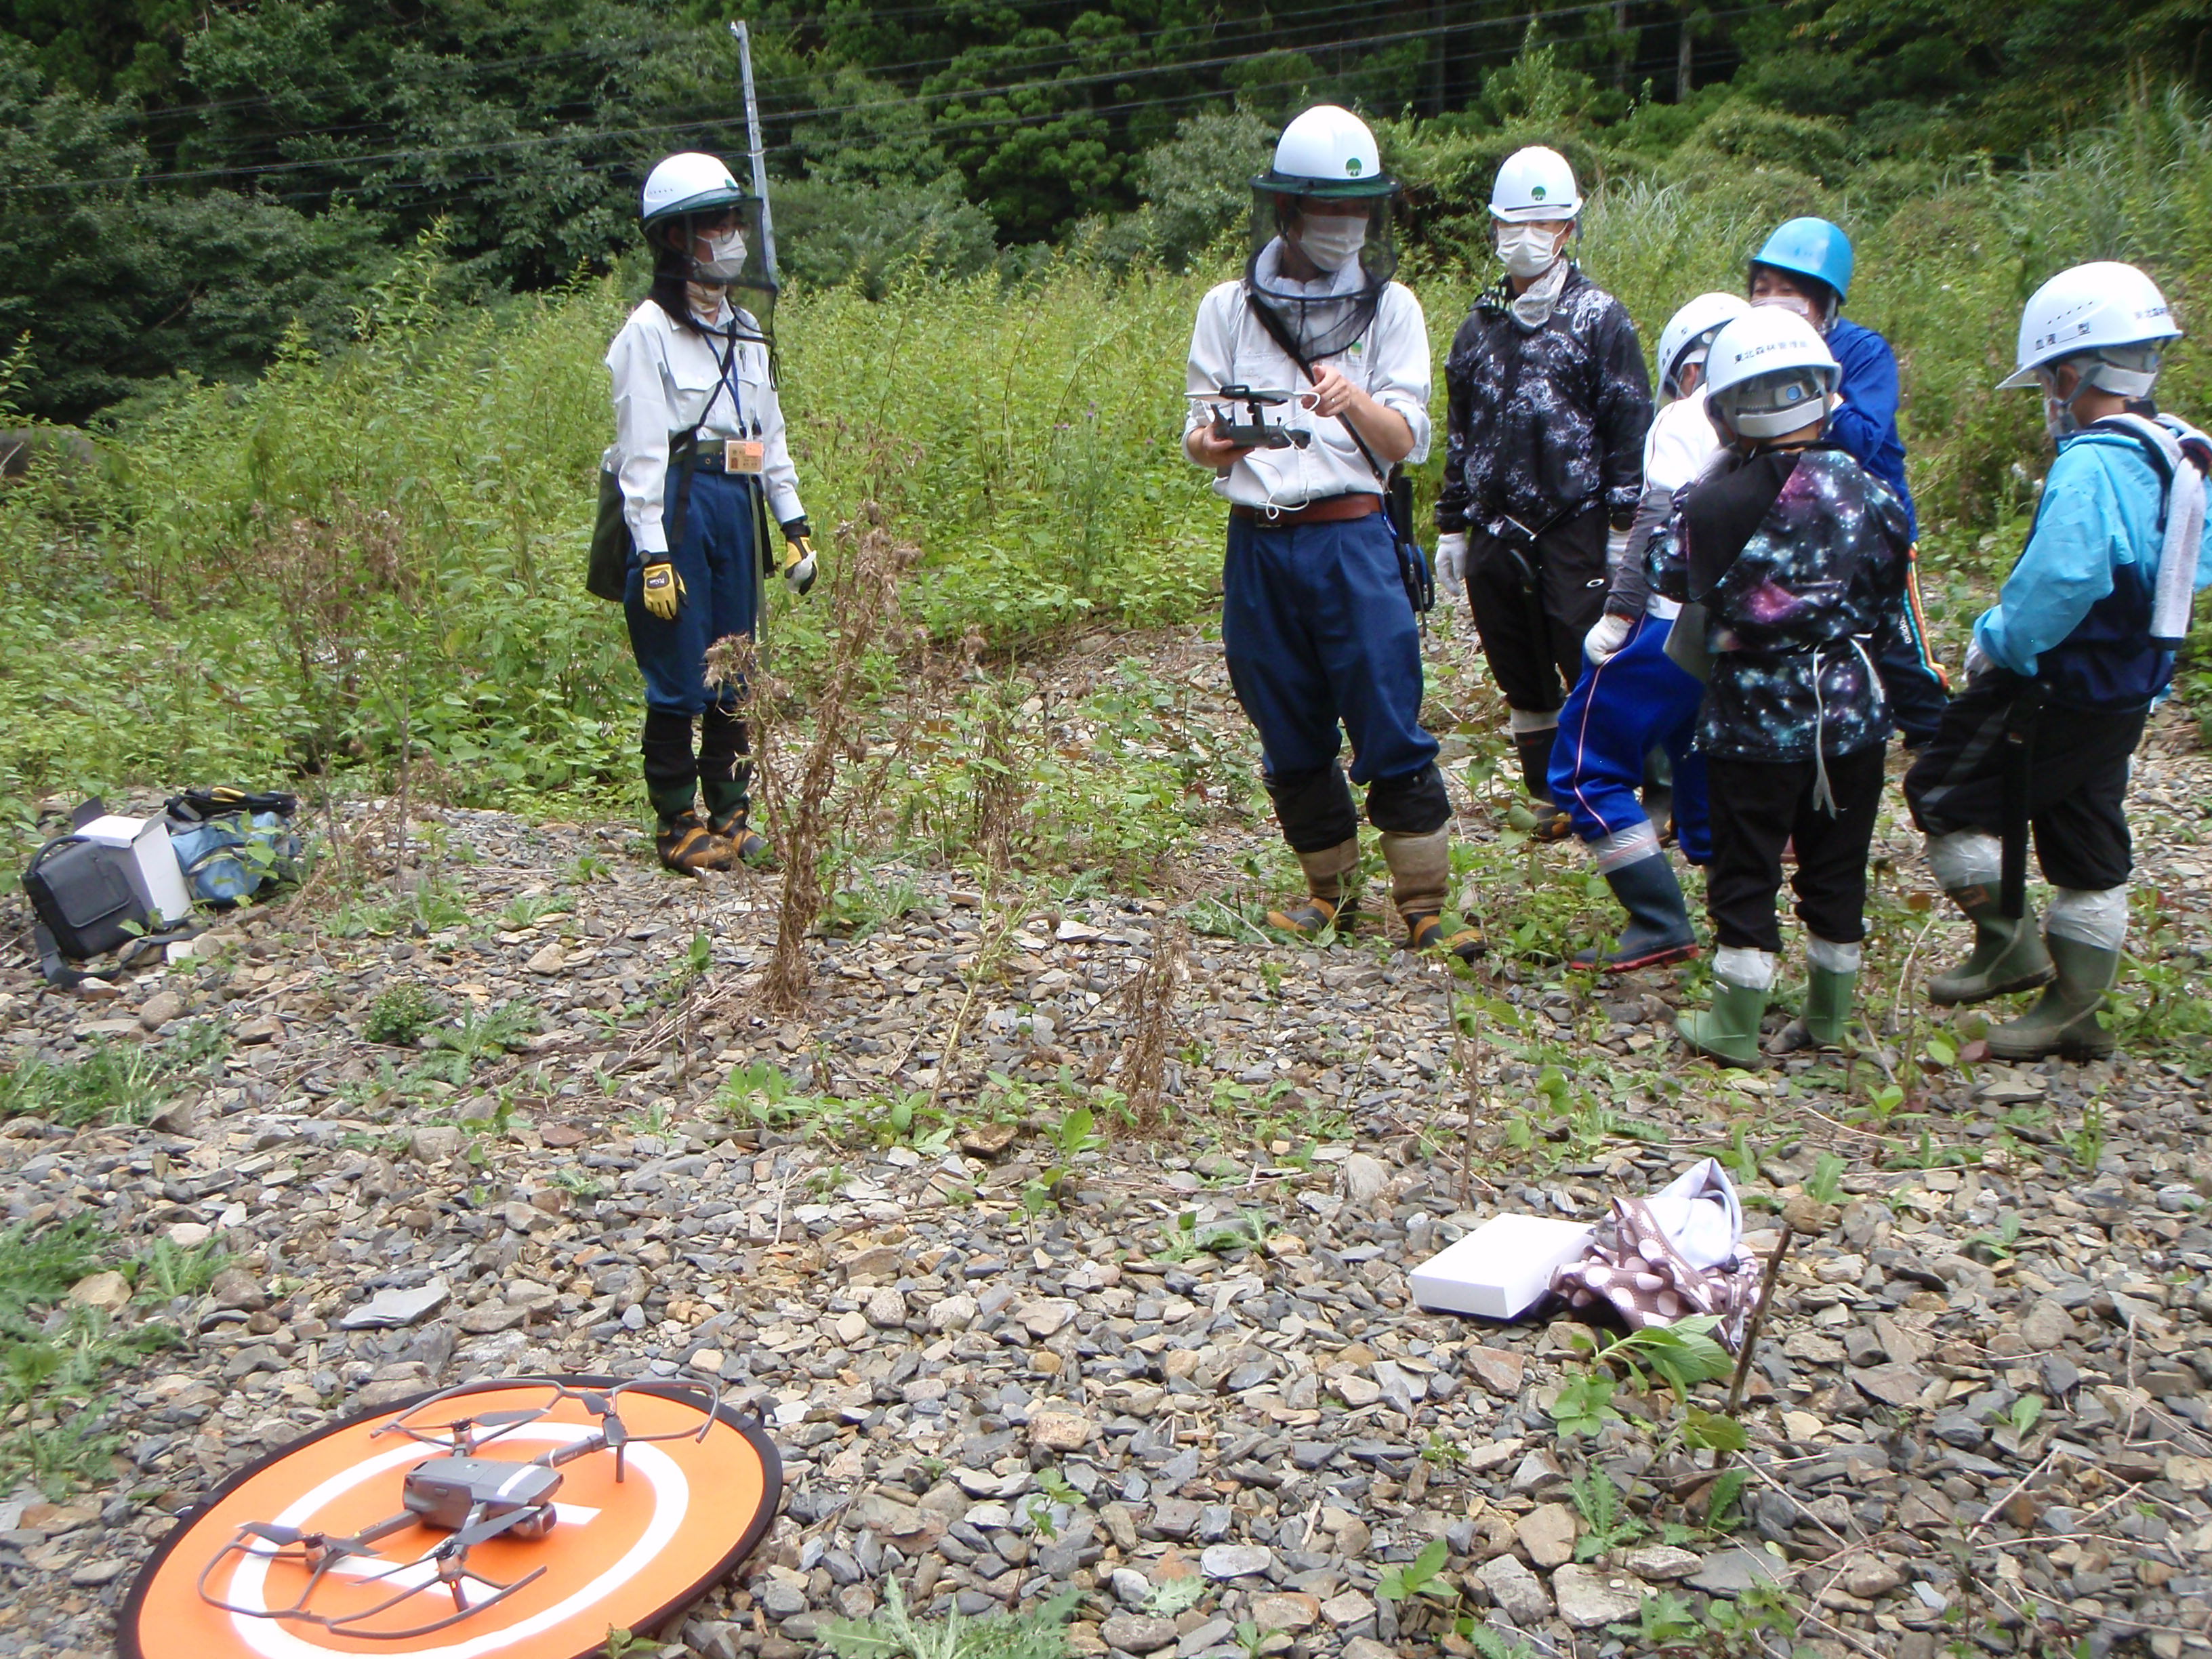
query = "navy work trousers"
(623, 467, 760, 716)
(1222, 509, 1445, 850)
(1549, 611, 1712, 863)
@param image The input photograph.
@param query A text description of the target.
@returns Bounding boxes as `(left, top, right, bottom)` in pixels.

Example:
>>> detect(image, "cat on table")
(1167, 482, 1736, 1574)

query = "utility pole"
(727, 20, 778, 285)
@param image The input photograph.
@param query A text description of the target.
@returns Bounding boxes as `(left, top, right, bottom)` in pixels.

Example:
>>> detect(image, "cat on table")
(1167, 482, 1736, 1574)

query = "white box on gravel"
(75, 814, 192, 924)
(1410, 1214, 1595, 1320)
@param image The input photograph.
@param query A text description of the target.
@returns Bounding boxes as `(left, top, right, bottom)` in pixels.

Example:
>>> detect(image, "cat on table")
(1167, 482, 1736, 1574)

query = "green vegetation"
(0, 1022, 226, 1127)
(820, 1578, 1079, 1659)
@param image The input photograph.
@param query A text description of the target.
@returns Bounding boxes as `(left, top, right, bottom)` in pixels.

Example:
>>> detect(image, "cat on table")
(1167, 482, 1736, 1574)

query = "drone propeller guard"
(119, 1375, 782, 1659)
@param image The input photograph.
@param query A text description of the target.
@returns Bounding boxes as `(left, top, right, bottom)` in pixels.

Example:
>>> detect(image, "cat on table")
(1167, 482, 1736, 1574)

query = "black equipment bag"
(22, 800, 148, 962)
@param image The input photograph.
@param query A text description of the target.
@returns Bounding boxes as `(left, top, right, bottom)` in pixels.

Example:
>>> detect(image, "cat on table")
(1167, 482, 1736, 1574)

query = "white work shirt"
(1637, 388, 1727, 619)
(604, 297, 804, 555)
(1185, 245, 1431, 510)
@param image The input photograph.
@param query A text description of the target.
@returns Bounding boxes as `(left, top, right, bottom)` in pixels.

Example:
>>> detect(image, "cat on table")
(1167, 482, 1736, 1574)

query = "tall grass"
(7, 89, 2212, 829)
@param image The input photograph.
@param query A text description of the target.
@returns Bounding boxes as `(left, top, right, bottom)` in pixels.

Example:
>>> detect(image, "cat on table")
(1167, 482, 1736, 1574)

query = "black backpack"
(21, 800, 150, 966)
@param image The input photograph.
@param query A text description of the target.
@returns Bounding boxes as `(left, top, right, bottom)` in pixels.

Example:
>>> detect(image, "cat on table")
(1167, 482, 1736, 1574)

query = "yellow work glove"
(640, 556, 684, 621)
(779, 517, 817, 596)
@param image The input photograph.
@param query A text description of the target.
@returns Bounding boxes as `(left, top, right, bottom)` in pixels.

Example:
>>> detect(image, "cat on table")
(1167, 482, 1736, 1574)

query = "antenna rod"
(727, 20, 778, 285)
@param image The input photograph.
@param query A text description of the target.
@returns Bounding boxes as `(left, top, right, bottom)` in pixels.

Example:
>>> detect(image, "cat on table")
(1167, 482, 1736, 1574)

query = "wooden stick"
(1726, 1223, 1795, 1416)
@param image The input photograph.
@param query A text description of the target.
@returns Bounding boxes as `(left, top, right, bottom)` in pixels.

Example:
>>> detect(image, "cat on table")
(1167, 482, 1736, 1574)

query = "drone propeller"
(238, 1523, 306, 1549)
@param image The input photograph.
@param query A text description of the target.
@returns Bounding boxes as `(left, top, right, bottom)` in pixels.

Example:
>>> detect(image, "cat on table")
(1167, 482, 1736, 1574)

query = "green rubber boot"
(1678, 977, 1768, 1067)
(1767, 966, 1856, 1055)
(1927, 890, 2055, 1006)
(1986, 934, 2120, 1061)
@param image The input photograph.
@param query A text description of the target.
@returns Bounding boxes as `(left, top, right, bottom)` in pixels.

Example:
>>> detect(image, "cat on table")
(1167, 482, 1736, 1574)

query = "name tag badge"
(724, 439, 765, 474)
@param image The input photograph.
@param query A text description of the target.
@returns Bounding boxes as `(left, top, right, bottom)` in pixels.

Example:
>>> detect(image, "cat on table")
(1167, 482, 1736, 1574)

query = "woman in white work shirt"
(607, 151, 817, 874)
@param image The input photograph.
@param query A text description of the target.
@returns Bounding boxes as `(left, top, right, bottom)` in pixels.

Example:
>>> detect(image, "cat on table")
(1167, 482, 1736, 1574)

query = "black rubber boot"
(1509, 728, 1571, 840)
(642, 709, 701, 824)
(1572, 854, 1698, 972)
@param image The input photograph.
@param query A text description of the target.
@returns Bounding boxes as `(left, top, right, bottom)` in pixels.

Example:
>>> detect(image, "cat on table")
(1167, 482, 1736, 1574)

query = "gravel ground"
(1, 626, 2209, 1659)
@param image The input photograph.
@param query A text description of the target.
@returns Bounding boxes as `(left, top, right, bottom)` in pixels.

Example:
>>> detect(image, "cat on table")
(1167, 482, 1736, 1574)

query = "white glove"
(1584, 611, 1633, 665)
(1435, 532, 1469, 600)
(1963, 636, 1994, 682)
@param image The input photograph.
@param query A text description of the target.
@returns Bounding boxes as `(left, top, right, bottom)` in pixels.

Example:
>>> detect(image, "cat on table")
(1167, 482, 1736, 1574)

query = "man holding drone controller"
(1183, 104, 1481, 963)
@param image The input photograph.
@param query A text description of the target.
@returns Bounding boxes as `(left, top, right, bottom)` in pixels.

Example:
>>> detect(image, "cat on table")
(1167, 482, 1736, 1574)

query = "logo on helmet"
(1345, 157, 1362, 176)
(1530, 186, 1547, 201)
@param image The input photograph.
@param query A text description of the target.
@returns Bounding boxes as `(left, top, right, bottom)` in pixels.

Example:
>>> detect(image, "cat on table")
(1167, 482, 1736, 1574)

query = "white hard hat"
(1704, 308, 1839, 439)
(1490, 146, 1580, 223)
(1256, 105, 1394, 197)
(642, 152, 745, 226)
(1998, 261, 2182, 391)
(1658, 292, 1753, 396)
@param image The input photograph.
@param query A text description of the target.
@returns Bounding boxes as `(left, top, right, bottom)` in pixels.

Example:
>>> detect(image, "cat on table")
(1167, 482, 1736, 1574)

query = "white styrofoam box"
(74, 814, 192, 924)
(1410, 1213, 1596, 1321)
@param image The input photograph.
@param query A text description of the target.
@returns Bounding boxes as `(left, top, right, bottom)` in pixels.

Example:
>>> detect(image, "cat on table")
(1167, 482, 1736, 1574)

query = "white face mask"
(1295, 215, 1368, 273)
(1496, 222, 1566, 279)
(1754, 292, 1825, 333)
(695, 227, 747, 283)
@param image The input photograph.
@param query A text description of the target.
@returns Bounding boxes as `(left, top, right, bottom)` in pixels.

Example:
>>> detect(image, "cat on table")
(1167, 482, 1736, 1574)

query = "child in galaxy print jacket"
(1655, 307, 1918, 1071)
(1647, 444, 1915, 765)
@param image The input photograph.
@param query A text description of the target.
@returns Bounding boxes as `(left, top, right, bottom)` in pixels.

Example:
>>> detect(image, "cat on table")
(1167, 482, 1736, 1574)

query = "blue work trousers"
(1549, 611, 1712, 864)
(1223, 511, 1439, 800)
(623, 468, 760, 716)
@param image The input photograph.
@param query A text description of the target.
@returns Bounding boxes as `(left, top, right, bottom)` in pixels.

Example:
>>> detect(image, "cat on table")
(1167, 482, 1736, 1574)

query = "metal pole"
(727, 20, 778, 285)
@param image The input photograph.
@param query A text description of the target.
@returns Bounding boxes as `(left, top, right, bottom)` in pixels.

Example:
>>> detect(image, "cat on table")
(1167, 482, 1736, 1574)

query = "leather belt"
(1230, 494, 1381, 527)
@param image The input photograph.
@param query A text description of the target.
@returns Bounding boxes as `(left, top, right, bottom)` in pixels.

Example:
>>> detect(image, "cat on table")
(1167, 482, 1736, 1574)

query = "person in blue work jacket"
(1905, 262, 2212, 1060)
(1548, 291, 1748, 971)
(1748, 218, 1949, 744)
(607, 152, 819, 875)
(1185, 105, 1479, 961)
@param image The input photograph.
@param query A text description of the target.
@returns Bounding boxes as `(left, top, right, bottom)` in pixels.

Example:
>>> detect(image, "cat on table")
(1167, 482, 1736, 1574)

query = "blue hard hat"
(1751, 218, 1855, 305)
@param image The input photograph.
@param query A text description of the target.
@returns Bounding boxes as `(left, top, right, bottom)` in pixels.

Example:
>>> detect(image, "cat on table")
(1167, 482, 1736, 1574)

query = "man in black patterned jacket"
(1434, 146, 1652, 838)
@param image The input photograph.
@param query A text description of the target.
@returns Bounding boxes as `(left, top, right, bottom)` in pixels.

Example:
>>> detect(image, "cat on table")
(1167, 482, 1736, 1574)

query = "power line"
(7, 0, 1750, 197)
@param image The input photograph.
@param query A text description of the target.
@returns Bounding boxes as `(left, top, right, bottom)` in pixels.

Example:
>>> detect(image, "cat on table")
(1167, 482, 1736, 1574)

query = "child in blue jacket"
(1905, 262, 2212, 1060)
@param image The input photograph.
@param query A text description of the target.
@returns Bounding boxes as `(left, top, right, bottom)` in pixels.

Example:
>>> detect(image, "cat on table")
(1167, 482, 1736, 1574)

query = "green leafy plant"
(1569, 1467, 1649, 1560)
(1142, 1576, 1208, 1618)
(1547, 1372, 1622, 1437)
(1020, 1103, 1107, 1216)
(364, 983, 444, 1046)
(2064, 1102, 2107, 1174)
(1374, 1536, 1455, 1607)
(1610, 1589, 1705, 1650)
(821, 1578, 1080, 1659)
(132, 1237, 228, 1303)
(1804, 1151, 1847, 1206)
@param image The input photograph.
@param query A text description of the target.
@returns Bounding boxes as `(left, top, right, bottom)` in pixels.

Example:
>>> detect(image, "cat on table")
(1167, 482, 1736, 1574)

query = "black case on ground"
(22, 831, 147, 960)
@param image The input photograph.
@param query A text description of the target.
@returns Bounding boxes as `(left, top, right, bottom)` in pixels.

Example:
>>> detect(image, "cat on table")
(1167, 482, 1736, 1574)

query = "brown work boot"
(706, 806, 774, 867)
(1381, 826, 1485, 962)
(656, 809, 737, 876)
(1267, 835, 1361, 937)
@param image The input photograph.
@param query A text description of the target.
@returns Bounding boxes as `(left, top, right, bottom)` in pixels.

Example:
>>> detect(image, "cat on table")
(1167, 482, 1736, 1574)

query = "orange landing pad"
(119, 1376, 781, 1659)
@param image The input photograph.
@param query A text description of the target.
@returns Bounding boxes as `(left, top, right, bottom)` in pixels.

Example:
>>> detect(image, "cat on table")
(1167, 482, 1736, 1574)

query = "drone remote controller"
(1203, 384, 1311, 450)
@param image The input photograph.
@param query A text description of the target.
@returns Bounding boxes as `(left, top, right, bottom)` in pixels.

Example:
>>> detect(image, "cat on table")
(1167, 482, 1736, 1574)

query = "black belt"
(1229, 494, 1381, 526)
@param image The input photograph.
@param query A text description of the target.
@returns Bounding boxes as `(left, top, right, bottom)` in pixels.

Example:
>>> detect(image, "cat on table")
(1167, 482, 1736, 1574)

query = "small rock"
(235, 1015, 284, 1045)
(960, 1122, 1020, 1158)
(1509, 1447, 1567, 1493)
(1108, 1568, 1151, 1607)
(865, 1288, 907, 1328)
(526, 943, 567, 975)
(1317, 1590, 1374, 1629)
(1781, 1195, 1839, 1234)
(1332, 1373, 1381, 1408)
(1246, 1593, 1319, 1633)
(409, 1126, 463, 1163)
(68, 1272, 131, 1314)
(927, 1293, 978, 1334)
(1515, 1502, 1578, 1568)
(1340, 1153, 1390, 1208)
(68, 1557, 127, 1587)
(1853, 1363, 1929, 1409)
(1689, 1547, 1784, 1598)
(165, 1221, 212, 1249)
(207, 1267, 267, 1313)
(1622, 1544, 1700, 1580)
(138, 991, 184, 1031)
(1462, 1346, 1526, 1397)
(1200, 1544, 1273, 1580)
(1029, 1410, 1096, 1453)
(340, 1281, 451, 1330)
(1020, 1299, 1076, 1338)
(1843, 1557, 1904, 1599)
(1476, 1555, 1553, 1624)
(2021, 1298, 2076, 1351)
(1552, 1563, 1642, 1629)
(1099, 1614, 1178, 1654)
